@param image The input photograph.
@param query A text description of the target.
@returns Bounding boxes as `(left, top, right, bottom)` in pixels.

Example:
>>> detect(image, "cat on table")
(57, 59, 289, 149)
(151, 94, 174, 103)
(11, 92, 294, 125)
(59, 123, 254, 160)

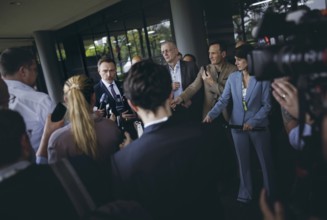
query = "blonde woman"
(47, 75, 122, 163)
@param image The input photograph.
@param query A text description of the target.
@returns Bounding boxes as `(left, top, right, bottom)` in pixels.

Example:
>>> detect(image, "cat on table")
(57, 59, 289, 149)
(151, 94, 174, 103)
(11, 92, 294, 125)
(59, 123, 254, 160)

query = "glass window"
(143, 0, 173, 64)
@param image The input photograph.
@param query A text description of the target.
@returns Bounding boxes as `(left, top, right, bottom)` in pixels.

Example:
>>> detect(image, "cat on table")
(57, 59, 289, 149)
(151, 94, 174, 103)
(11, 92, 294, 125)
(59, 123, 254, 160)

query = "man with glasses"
(0, 48, 55, 152)
(161, 41, 201, 121)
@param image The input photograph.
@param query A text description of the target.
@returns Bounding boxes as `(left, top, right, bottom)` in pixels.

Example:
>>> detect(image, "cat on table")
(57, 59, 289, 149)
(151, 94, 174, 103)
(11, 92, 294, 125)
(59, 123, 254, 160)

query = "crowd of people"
(0, 38, 326, 220)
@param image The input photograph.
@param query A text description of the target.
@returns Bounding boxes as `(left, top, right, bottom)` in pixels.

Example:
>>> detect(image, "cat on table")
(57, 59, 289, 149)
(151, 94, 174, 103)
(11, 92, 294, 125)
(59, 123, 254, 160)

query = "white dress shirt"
(169, 61, 183, 98)
(5, 80, 55, 152)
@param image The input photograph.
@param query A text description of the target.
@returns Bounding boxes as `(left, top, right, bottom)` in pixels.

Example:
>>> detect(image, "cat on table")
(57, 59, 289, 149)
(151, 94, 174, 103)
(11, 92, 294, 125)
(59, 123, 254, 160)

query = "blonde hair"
(64, 75, 98, 159)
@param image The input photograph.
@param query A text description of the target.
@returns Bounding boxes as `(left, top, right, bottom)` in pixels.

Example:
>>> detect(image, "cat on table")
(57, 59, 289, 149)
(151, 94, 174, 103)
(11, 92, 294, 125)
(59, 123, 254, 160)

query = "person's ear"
(18, 66, 26, 77)
(221, 51, 227, 58)
(127, 99, 138, 112)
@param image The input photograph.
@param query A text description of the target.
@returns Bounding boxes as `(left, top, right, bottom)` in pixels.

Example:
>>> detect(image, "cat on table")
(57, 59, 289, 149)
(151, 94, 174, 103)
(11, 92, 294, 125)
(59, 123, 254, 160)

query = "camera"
(248, 8, 327, 81)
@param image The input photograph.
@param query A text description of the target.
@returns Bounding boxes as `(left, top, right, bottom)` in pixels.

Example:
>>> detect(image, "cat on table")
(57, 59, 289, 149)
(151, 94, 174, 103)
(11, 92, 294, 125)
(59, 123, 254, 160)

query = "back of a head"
(0, 109, 26, 166)
(63, 75, 98, 159)
(234, 44, 254, 59)
(132, 55, 142, 65)
(0, 48, 34, 77)
(124, 60, 172, 112)
(183, 54, 196, 63)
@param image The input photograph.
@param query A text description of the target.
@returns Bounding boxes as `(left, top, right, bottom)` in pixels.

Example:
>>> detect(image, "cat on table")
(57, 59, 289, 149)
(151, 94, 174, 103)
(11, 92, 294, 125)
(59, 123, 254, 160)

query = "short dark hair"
(0, 48, 34, 77)
(235, 44, 254, 59)
(183, 54, 196, 63)
(97, 56, 116, 68)
(209, 41, 227, 53)
(124, 60, 172, 113)
(0, 109, 26, 166)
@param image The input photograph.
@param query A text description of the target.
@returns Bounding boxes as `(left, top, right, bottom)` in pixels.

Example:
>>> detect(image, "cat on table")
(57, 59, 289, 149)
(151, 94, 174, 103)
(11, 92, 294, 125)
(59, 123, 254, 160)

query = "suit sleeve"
(207, 75, 232, 120)
(246, 81, 272, 127)
(217, 65, 237, 97)
(179, 68, 203, 103)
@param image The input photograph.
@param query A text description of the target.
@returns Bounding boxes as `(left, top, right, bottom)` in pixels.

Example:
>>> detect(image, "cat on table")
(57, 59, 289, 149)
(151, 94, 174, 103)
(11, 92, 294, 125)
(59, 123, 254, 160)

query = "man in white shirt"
(160, 41, 201, 121)
(0, 48, 55, 152)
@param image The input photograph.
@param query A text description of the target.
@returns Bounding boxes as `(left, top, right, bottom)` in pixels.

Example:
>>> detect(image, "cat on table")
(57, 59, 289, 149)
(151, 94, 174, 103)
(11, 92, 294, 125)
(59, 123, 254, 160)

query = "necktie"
(109, 84, 117, 99)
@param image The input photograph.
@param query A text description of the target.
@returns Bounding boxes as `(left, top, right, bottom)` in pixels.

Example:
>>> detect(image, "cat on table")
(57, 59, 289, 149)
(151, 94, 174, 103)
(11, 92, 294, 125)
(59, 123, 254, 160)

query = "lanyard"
(242, 99, 248, 111)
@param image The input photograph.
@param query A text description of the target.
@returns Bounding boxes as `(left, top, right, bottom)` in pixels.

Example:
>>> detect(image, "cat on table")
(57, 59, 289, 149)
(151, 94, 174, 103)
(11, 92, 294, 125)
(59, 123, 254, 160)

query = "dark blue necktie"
(109, 84, 117, 98)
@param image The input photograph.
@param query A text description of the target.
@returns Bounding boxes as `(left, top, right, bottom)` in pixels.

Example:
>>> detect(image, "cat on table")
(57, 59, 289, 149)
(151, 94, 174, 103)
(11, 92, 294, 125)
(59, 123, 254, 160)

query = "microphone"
(99, 93, 108, 110)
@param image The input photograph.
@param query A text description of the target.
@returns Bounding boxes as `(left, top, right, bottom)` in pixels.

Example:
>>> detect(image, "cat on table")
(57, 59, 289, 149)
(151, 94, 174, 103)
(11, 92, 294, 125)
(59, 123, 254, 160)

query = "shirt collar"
(169, 60, 180, 71)
(144, 116, 168, 128)
(0, 160, 31, 183)
(4, 80, 35, 91)
(102, 79, 116, 88)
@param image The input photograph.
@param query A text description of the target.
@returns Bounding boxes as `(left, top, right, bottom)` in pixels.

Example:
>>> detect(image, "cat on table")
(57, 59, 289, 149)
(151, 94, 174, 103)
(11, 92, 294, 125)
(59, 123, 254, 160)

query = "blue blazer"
(208, 71, 271, 128)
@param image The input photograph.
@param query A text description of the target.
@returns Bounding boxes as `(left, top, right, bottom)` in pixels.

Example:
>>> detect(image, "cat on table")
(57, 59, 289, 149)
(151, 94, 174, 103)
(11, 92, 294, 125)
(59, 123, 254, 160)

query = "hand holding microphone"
(99, 93, 108, 110)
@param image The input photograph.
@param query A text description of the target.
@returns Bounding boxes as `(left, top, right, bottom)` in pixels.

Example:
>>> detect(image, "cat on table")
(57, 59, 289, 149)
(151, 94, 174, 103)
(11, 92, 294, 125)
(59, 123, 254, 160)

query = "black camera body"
(248, 9, 327, 81)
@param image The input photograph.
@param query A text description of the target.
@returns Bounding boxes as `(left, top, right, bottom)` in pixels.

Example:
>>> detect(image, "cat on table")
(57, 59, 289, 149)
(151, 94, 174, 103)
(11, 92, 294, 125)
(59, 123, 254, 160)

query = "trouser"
(231, 128, 275, 202)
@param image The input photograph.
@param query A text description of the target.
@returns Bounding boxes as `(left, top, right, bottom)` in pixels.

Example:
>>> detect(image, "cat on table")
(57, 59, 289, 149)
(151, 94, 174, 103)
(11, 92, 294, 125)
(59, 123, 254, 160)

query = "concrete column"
(33, 31, 64, 103)
(169, 0, 208, 67)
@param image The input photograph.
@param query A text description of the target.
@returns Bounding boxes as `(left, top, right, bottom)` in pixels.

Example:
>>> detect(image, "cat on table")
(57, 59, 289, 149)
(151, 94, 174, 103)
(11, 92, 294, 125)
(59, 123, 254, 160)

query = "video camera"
(248, 8, 327, 81)
(248, 8, 327, 121)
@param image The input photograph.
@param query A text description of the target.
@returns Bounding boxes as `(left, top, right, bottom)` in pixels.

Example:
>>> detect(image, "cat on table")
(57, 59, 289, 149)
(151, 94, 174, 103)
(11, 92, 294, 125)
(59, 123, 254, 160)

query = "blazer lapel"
(245, 77, 257, 102)
(180, 61, 187, 89)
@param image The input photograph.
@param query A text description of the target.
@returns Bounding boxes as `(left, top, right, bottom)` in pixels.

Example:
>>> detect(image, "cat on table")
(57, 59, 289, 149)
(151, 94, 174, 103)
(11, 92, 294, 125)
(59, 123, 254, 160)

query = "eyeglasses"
(161, 48, 174, 55)
(9, 94, 16, 104)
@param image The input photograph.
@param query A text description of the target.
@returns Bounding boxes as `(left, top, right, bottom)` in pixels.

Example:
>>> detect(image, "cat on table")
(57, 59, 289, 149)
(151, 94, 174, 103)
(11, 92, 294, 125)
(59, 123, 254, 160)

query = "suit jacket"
(94, 80, 139, 138)
(111, 118, 221, 220)
(0, 164, 78, 219)
(165, 60, 202, 121)
(180, 61, 237, 119)
(208, 71, 272, 128)
(0, 157, 113, 220)
(94, 80, 129, 116)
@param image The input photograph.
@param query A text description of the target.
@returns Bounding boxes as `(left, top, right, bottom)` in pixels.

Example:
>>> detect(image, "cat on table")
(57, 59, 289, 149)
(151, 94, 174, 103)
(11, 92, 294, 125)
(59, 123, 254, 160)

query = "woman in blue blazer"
(203, 44, 274, 203)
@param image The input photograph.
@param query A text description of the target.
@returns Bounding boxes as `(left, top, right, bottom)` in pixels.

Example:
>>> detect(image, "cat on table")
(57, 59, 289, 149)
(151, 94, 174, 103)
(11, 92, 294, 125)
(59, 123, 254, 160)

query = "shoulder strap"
(51, 158, 96, 219)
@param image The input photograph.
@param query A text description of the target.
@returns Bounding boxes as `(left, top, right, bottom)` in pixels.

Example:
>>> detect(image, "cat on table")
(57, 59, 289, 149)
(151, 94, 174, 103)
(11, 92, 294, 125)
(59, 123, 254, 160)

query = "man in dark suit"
(111, 60, 222, 220)
(0, 109, 79, 219)
(94, 57, 137, 138)
(0, 108, 152, 219)
(161, 41, 202, 121)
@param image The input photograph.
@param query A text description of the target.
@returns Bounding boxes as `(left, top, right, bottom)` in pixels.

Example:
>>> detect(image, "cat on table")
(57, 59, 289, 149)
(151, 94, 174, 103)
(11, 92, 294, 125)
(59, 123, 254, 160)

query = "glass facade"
(54, 0, 173, 83)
